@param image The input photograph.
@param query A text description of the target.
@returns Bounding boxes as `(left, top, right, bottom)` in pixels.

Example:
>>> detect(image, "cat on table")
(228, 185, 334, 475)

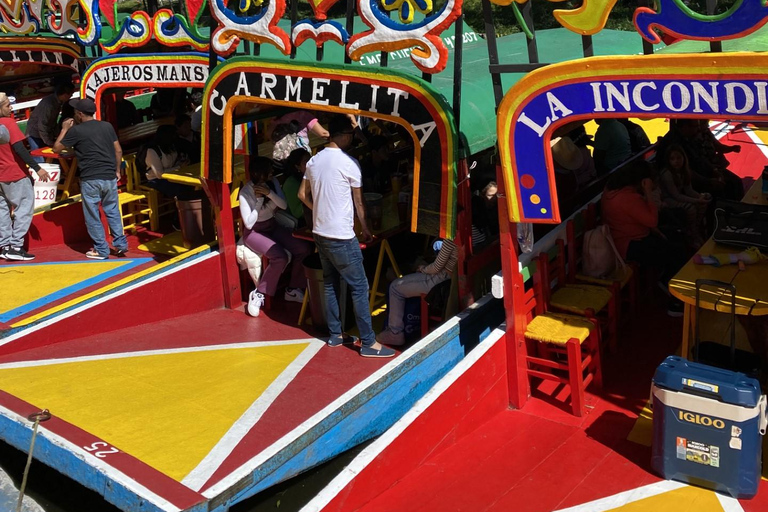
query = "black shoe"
(4, 247, 34, 261)
(113, 246, 128, 257)
(667, 299, 684, 317)
(0, 247, 7, 260)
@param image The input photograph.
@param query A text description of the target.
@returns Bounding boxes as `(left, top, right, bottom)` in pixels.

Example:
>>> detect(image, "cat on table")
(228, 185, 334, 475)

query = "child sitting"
(658, 144, 710, 249)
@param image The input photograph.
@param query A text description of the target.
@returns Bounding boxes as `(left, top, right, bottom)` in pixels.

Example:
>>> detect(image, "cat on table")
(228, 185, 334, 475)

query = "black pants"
(626, 233, 689, 285)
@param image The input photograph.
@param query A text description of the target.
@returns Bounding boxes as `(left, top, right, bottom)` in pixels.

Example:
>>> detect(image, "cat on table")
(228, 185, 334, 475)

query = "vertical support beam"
(496, 166, 529, 409)
(290, 0, 298, 59)
(521, 1, 538, 64)
(637, 0, 654, 55)
(345, 0, 355, 64)
(202, 178, 241, 310)
(481, 0, 504, 107)
(456, 159, 473, 309)
(581, 35, 593, 58)
(453, 13, 464, 136)
(706, 0, 722, 53)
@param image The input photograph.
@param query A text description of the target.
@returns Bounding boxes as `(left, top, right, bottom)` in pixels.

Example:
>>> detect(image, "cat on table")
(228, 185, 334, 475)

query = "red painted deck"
(333, 295, 768, 512)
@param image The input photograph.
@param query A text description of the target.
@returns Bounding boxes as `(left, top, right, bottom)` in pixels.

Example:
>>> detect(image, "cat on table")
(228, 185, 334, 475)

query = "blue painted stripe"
(0, 258, 153, 323)
(0, 246, 214, 339)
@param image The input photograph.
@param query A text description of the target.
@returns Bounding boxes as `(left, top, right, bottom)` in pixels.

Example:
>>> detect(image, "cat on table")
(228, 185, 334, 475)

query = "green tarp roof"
(276, 22, 645, 155)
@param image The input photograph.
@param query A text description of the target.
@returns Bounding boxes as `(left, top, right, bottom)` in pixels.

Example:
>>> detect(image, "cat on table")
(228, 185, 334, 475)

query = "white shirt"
(304, 147, 361, 240)
(238, 178, 287, 230)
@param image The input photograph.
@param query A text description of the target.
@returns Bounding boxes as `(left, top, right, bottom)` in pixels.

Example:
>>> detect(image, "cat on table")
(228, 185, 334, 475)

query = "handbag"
(582, 224, 626, 279)
(712, 199, 768, 249)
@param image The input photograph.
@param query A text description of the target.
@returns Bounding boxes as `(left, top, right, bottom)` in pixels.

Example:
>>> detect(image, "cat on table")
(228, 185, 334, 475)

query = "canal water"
(0, 440, 370, 511)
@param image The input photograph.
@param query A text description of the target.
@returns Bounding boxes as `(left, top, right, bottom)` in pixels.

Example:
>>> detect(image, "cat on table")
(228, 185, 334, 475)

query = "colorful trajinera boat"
(0, 0, 767, 511)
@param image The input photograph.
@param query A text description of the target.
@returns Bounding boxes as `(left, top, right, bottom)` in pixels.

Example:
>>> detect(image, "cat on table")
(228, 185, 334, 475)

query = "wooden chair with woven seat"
(539, 240, 619, 354)
(566, 205, 638, 322)
(124, 153, 176, 232)
(119, 154, 152, 233)
(521, 261, 603, 417)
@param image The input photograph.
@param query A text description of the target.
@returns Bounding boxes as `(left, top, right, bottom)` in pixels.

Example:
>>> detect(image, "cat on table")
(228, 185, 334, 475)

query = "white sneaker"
(248, 291, 265, 317)
(284, 287, 305, 303)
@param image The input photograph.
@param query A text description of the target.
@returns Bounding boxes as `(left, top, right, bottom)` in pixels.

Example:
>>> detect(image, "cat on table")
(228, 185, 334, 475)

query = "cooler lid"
(652, 356, 761, 408)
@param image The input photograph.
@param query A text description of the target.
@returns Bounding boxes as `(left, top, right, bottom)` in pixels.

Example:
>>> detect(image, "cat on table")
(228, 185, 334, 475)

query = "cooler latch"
(759, 395, 767, 436)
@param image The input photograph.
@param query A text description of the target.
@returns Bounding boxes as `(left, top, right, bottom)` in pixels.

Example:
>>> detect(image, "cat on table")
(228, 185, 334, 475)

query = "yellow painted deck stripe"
(0, 342, 310, 481)
(0, 261, 126, 316)
(11, 243, 214, 328)
(603, 485, 727, 512)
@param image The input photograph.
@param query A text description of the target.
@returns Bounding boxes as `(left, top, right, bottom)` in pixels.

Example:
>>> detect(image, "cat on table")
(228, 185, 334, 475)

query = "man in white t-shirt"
(298, 114, 395, 358)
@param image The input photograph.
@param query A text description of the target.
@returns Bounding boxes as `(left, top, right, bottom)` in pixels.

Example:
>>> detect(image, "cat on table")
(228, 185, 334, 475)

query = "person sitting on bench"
(377, 238, 457, 346)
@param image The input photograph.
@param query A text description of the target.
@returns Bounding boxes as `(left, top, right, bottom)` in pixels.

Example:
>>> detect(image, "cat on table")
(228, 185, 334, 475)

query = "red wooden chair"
(520, 259, 603, 417)
(539, 240, 619, 354)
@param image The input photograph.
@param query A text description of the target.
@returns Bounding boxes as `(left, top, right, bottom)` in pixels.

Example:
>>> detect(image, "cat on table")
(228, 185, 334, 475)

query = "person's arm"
(265, 182, 287, 210)
(11, 141, 46, 180)
(298, 178, 313, 210)
(352, 186, 372, 242)
(52, 118, 74, 154)
(239, 188, 263, 230)
(630, 180, 659, 228)
(420, 239, 457, 275)
(593, 149, 607, 174)
(309, 120, 329, 139)
(145, 148, 164, 179)
(660, 170, 697, 204)
(114, 140, 123, 179)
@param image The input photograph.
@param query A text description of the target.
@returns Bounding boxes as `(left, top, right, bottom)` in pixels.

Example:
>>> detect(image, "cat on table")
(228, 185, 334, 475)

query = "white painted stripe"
(0, 404, 183, 512)
(0, 252, 217, 348)
(299, 325, 505, 512)
(715, 491, 747, 512)
(181, 340, 326, 490)
(553, 480, 687, 512)
(0, 337, 320, 369)
(202, 293, 496, 498)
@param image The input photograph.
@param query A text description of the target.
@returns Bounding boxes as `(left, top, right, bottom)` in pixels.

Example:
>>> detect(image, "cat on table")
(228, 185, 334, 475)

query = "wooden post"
(202, 178, 241, 310)
(496, 165, 530, 409)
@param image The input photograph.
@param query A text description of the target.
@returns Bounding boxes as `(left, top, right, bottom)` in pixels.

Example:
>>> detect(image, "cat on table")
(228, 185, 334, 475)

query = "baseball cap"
(69, 98, 97, 115)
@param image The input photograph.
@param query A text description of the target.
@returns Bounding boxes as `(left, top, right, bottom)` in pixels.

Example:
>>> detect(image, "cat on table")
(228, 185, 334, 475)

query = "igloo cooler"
(651, 356, 767, 498)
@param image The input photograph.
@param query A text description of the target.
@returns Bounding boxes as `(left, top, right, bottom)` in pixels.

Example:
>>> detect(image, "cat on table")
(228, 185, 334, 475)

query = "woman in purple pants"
(239, 156, 312, 316)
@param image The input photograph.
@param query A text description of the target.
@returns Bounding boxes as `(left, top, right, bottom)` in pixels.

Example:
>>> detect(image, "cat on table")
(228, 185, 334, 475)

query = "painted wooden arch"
(0, 36, 81, 76)
(497, 52, 768, 224)
(80, 53, 212, 112)
(201, 59, 458, 238)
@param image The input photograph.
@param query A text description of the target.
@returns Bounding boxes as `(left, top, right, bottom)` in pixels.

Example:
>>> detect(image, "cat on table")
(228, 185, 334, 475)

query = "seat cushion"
(577, 266, 633, 288)
(551, 284, 612, 315)
(525, 313, 594, 345)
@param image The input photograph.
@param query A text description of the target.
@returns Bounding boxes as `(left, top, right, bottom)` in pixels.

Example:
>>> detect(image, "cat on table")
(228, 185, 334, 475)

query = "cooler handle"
(759, 395, 767, 436)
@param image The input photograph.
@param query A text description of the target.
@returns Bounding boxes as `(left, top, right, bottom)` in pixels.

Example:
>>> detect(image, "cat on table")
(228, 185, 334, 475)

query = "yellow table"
(162, 155, 246, 188)
(669, 178, 768, 358)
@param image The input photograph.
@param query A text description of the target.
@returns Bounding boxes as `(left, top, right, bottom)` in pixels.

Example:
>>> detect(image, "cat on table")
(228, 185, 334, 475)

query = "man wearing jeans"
(298, 115, 394, 358)
(0, 93, 50, 261)
(53, 98, 128, 260)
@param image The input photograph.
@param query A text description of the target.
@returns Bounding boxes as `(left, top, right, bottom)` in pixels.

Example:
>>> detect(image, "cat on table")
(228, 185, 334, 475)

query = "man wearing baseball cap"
(0, 92, 50, 261)
(54, 98, 128, 259)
